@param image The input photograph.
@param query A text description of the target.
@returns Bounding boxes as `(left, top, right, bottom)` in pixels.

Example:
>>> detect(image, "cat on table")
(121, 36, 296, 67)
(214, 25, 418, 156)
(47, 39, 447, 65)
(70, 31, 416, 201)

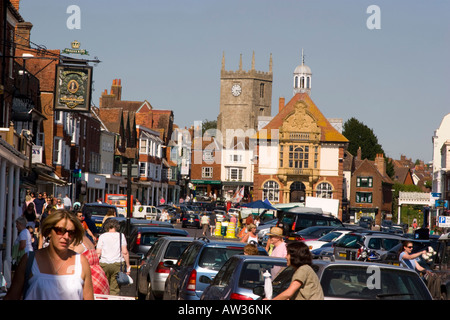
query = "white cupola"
(293, 49, 312, 96)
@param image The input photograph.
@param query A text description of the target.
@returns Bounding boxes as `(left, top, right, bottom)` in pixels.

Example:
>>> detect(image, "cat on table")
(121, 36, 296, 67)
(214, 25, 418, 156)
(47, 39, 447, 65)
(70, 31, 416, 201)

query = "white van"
(133, 205, 159, 220)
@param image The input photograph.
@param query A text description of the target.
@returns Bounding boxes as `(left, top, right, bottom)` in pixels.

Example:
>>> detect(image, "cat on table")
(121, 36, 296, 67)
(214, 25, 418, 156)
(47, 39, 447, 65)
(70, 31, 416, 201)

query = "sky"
(18, 0, 450, 164)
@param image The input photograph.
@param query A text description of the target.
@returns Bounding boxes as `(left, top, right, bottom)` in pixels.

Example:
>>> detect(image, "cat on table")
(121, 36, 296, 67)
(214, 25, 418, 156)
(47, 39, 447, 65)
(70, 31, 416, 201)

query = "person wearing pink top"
(267, 226, 287, 278)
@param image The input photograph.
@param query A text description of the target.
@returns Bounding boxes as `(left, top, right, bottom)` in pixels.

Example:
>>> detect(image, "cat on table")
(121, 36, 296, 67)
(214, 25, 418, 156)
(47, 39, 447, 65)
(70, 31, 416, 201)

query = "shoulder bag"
(115, 232, 130, 286)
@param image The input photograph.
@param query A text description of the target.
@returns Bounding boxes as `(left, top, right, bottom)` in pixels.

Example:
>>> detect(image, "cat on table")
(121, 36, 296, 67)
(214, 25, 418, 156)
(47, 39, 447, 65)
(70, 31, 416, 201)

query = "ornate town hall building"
(252, 57, 349, 219)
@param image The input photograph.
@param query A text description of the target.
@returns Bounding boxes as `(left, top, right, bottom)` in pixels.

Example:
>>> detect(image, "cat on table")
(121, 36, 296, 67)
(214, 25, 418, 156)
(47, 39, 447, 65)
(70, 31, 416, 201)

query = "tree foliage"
(343, 117, 395, 179)
(343, 117, 384, 160)
(201, 119, 217, 135)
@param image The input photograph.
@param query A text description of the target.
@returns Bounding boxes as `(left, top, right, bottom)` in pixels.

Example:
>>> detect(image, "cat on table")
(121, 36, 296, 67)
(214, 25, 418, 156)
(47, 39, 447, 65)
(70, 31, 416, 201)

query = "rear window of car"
(320, 265, 430, 300)
(335, 234, 363, 248)
(198, 247, 245, 271)
(164, 242, 191, 259)
(83, 205, 115, 216)
(141, 232, 183, 246)
(239, 261, 287, 289)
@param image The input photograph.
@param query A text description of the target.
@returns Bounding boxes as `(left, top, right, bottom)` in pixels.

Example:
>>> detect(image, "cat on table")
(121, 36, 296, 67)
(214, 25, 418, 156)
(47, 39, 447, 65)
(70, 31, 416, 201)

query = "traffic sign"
(438, 216, 450, 228)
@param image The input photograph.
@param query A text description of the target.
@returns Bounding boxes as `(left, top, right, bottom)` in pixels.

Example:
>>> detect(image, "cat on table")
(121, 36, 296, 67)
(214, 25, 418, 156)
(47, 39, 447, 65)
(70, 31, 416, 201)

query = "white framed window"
(263, 180, 279, 202)
(203, 150, 214, 162)
(139, 162, 147, 177)
(139, 139, 148, 154)
(53, 137, 62, 164)
(227, 167, 243, 181)
(202, 167, 213, 178)
(229, 154, 242, 163)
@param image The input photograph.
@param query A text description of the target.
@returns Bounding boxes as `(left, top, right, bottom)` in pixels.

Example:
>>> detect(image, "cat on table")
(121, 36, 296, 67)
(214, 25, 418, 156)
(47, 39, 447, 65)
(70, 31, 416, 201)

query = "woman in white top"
(96, 218, 130, 295)
(4, 209, 94, 300)
(240, 223, 258, 244)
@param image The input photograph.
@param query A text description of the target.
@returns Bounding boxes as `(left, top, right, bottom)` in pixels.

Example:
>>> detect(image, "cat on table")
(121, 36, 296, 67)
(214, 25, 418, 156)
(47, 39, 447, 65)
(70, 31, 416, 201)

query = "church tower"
(293, 49, 312, 96)
(217, 52, 273, 147)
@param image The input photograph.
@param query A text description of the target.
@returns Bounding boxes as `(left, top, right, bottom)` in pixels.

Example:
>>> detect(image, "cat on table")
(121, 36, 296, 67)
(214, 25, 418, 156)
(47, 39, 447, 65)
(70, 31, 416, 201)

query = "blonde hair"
(40, 209, 84, 246)
(247, 223, 256, 232)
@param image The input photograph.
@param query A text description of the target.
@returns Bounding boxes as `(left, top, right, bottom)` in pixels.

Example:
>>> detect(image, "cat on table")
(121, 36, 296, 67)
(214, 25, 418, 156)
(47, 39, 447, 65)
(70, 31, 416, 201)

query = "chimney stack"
(279, 97, 285, 113)
(15, 22, 33, 48)
(375, 153, 386, 176)
(357, 146, 362, 160)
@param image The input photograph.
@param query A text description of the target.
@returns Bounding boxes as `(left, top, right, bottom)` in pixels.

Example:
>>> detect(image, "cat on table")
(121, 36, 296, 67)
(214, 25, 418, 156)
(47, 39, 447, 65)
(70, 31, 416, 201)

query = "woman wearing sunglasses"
(5, 210, 94, 300)
(399, 240, 429, 274)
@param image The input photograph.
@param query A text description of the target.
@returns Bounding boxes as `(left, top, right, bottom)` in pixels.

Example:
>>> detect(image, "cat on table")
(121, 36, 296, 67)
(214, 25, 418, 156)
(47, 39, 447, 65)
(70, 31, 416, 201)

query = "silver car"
(137, 236, 195, 299)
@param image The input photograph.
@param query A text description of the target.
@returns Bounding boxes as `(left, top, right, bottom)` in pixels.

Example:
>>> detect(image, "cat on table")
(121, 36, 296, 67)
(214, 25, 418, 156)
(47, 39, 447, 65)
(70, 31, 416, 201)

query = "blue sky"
(19, 0, 450, 163)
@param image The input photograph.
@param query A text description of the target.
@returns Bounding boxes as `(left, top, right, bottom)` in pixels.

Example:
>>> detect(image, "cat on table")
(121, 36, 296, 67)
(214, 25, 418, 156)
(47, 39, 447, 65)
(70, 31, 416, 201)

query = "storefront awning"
(36, 172, 68, 186)
(191, 180, 221, 185)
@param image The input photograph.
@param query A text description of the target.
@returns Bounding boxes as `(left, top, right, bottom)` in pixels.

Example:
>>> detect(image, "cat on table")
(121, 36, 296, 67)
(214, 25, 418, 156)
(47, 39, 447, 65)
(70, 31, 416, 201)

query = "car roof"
(312, 259, 415, 272)
(135, 226, 188, 234)
(83, 202, 116, 208)
(230, 255, 287, 263)
(158, 236, 196, 242)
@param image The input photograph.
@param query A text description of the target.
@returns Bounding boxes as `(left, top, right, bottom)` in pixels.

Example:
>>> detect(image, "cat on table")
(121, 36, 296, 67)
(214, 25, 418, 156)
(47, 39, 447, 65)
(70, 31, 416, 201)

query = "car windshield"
(198, 247, 245, 271)
(335, 234, 363, 248)
(320, 265, 430, 300)
(318, 231, 345, 242)
(239, 261, 288, 289)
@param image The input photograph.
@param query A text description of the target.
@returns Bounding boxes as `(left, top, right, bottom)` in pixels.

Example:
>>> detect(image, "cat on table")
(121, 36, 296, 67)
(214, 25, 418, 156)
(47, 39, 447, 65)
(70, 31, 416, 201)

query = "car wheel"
(146, 280, 156, 300)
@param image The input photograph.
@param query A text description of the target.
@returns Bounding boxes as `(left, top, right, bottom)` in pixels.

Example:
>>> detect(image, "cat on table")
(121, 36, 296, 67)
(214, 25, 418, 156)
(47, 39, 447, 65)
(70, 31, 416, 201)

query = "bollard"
(214, 221, 222, 237)
(225, 222, 236, 239)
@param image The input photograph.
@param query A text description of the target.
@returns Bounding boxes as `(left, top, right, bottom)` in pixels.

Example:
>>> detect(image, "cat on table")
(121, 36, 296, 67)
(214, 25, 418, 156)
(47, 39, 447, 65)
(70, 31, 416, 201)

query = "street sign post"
(438, 216, 450, 228)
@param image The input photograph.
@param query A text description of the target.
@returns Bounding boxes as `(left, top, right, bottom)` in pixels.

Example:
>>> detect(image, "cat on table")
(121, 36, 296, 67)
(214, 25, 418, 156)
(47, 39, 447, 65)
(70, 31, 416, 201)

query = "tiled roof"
(255, 93, 348, 143)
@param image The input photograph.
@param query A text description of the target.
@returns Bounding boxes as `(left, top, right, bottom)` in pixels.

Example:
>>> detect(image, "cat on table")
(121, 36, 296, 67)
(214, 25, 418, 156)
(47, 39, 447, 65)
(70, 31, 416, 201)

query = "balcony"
(277, 167, 317, 177)
(280, 131, 320, 142)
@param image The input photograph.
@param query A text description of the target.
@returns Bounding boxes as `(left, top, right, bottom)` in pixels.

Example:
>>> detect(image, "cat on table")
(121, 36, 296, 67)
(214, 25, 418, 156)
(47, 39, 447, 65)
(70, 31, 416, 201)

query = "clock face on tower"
(231, 84, 242, 97)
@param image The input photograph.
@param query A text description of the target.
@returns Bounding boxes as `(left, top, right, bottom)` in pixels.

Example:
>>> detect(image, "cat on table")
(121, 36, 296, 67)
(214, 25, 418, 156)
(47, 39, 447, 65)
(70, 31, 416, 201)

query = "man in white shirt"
(63, 194, 72, 211)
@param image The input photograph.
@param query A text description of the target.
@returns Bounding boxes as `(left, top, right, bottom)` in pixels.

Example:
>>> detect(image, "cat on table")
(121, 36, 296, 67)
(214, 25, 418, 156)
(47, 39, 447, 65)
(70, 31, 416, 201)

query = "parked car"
(293, 226, 340, 242)
(276, 208, 344, 241)
(128, 226, 189, 257)
(305, 229, 354, 251)
(333, 232, 405, 261)
(428, 232, 450, 300)
(99, 216, 173, 236)
(163, 239, 267, 300)
(81, 202, 120, 233)
(256, 219, 278, 246)
(137, 236, 195, 300)
(358, 216, 374, 229)
(201, 255, 288, 300)
(251, 260, 432, 300)
(181, 213, 201, 229)
(317, 260, 432, 300)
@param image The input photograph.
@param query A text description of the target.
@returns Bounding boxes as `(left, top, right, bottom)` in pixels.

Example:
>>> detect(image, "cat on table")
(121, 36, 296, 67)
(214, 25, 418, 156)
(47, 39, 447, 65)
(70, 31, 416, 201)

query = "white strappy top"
(24, 253, 84, 300)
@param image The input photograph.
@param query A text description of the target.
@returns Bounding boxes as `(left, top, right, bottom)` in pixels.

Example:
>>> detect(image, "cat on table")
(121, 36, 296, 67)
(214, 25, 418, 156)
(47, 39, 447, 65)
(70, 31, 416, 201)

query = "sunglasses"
(406, 246, 413, 249)
(52, 226, 76, 238)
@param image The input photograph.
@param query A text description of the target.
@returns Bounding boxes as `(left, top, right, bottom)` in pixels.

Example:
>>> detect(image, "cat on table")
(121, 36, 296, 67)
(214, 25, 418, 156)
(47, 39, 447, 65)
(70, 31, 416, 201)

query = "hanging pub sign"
(54, 64, 92, 112)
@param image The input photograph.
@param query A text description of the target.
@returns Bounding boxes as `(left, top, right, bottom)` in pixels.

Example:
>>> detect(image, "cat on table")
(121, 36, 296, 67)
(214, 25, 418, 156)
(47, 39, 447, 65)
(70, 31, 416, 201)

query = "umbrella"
(240, 200, 277, 211)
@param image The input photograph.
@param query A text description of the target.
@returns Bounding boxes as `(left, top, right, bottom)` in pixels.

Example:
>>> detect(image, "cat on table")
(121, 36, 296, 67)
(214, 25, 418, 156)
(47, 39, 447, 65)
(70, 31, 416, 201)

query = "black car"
(128, 226, 189, 256)
(181, 213, 201, 229)
(277, 208, 344, 240)
(99, 216, 173, 237)
(81, 203, 119, 233)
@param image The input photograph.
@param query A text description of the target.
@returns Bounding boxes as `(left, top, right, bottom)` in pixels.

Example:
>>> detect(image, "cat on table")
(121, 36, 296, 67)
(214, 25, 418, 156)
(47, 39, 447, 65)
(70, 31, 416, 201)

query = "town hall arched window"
(316, 182, 333, 199)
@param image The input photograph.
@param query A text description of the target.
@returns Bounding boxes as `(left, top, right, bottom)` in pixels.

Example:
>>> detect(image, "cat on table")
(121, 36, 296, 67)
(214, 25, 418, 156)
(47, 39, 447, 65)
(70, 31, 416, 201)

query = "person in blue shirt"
(399, 240, 429, 274)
